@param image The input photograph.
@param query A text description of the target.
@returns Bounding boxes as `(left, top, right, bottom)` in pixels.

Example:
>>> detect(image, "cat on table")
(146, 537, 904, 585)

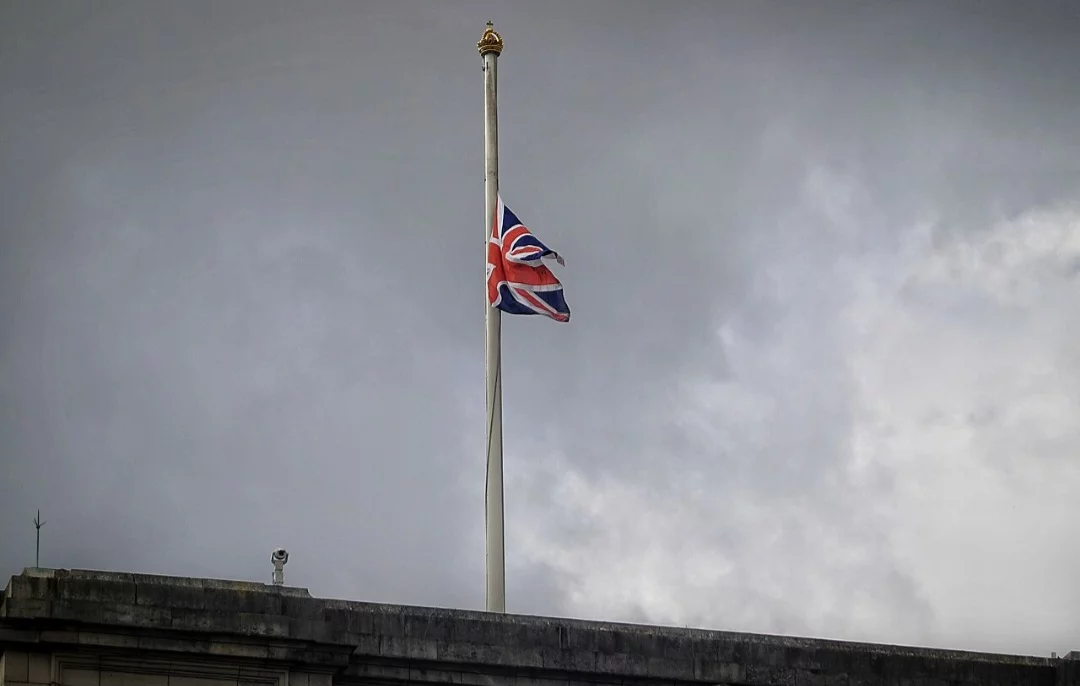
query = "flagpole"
(478, 21, 506, 614)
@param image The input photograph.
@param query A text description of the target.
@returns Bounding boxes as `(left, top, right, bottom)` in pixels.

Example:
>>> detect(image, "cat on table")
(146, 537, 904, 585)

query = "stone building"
(1, 568, 1076, 686)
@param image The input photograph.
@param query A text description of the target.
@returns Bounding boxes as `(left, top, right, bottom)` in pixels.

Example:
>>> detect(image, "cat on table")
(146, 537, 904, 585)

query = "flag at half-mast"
(486, 196, 570, 322)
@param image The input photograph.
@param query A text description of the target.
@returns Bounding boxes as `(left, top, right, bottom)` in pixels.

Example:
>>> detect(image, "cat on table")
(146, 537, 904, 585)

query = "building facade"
(1, 568, 1076, 686)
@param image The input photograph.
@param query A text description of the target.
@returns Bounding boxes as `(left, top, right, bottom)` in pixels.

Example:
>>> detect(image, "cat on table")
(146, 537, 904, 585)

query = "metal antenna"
(33, 509, 46, 568)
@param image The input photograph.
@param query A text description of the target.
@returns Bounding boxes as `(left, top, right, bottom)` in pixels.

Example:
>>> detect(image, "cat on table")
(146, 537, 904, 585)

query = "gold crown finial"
(478, 21, 503, 56)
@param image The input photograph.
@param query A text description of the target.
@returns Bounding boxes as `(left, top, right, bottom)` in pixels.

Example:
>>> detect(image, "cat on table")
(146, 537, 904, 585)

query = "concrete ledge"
(2, 568, 1076, 686)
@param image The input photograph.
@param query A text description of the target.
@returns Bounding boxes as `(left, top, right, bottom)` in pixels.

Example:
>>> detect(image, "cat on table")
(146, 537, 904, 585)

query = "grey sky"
(3, 0, 1080, 658)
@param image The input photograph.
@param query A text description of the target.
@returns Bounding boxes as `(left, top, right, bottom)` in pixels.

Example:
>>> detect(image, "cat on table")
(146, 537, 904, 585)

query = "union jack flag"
(486, 196, 570, 322)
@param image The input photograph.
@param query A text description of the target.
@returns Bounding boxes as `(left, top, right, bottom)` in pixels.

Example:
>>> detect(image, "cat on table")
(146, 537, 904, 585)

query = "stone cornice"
(2, 568, 1074, 686)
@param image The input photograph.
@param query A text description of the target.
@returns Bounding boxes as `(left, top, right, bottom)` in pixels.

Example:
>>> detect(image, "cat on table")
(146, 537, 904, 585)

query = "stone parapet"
(1, 568, 1076, 686)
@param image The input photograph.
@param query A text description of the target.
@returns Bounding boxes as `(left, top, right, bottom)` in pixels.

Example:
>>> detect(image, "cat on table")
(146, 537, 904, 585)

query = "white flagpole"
(478, 21, 506, 614)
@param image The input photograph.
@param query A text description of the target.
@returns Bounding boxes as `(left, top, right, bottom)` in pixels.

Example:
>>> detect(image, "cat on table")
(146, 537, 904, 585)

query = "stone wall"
(0, 649, 318, 686)
(1, 568, 1076, 686)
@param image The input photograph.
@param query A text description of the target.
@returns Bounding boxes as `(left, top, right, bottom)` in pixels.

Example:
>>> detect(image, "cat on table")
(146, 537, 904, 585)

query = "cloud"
(509, 166, 1080, 655)
(4, 0, 1080, 661)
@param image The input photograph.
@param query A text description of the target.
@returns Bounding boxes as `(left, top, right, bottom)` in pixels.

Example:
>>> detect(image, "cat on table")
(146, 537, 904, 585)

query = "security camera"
(270, 548, 289, 586)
